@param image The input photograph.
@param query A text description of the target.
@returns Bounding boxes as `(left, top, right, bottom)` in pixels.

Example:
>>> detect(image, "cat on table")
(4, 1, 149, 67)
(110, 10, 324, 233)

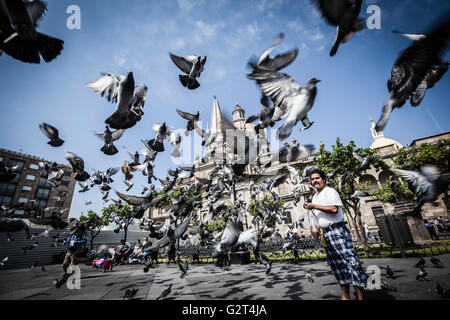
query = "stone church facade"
(147, 98, 450, 238)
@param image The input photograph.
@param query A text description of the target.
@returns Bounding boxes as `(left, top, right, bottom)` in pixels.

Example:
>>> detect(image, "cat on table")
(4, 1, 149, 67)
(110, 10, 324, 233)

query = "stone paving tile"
(0, 255, 449, 300)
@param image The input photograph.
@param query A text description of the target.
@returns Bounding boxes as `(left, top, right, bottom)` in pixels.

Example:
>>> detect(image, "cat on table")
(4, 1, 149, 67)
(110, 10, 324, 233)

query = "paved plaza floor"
(0, 254, 449, 300)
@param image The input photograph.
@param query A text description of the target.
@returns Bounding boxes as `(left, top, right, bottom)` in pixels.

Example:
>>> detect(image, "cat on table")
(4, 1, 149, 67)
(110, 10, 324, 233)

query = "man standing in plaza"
(304, 169, 367, 300)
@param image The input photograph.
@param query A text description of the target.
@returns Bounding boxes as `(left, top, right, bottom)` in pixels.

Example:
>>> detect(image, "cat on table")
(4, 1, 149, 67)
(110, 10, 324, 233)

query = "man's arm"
(305, 203, 338, 214)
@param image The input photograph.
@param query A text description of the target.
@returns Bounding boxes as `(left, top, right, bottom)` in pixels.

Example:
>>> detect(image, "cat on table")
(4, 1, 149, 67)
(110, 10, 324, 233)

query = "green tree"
(372, 183, 415, 204)
(394, 139, 450, 172)
(79, 210, 109, 250)
(247, 195, 285, 227)
(102, 202, 135, 243)
(310, 138, 387, 248)
(204, 218, 226, 232)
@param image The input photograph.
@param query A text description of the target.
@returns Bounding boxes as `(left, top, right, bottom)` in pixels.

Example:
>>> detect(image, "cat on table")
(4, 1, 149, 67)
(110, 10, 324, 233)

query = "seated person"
(129, 239, 143, 263)
(137, 237, 152, 263)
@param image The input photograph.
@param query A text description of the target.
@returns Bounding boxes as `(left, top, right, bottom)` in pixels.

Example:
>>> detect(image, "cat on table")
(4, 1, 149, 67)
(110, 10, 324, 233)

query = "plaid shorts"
(324, 225, 367, 288)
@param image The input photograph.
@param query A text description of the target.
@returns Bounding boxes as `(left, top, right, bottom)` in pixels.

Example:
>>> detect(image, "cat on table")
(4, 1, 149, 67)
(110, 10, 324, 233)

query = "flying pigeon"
(375, 13, 450, 132)
(352, 151, 370, 171)
(0, 162, 19, 182)
(176, 109, 200, 136)
(248, 64, 319, 140)
(312, 0, 364, 56)
(95, 125, 125, 155)
(64, 152, 90, 181)
(39, 123, 64, 147)
(170, 53, 207, 90)
(0, 0, 64, 63)
(255, 33, 299, 71)
(88, 72, 147, 130)
(394, 166, 450, 216)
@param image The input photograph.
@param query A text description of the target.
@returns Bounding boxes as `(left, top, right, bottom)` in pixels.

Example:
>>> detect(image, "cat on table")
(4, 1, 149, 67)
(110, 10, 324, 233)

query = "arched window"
(378, 170, 395, 186)
(359, 174, 378, 191)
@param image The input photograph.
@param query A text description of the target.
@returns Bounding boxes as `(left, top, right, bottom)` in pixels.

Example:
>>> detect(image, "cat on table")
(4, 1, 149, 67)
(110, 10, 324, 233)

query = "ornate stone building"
(147, 99, 449, 237)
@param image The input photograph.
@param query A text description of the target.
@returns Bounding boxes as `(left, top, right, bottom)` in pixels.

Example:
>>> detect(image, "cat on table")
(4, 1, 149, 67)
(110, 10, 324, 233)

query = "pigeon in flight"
(266, 144, 315, 167)
(0, 256, 8, 266)
(0, 0, 64, 63)
(78, 181, 89, 193)
(88, 72, 147, 130)
(95, 125, 125, 156)
(149, 123, 181, 157)
(0, 162, 19, 182)
(394, 166, 450, 216)
(39, 123, 64, 147)
(248, 64, 319, 140)
(176, 109, 200, 136)
(170, 53, 207, 90)
(312, 0, 364, 56)
(338, 171, 353, 191)
(255, 33, 299, 72)
(352, 151, 370, 171)
(392, 31, 449, 107)
(375, 13, 450, 132)
(65, 152, 90, 181)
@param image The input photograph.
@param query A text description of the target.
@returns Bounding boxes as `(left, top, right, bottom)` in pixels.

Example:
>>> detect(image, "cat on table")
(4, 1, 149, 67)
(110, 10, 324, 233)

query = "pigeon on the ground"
(386, 265, 395, 279)
(39, 123, 64, 147)
(0, 0, 64, 63)
(312, 0, 364, 56)
(416, 266, 428, 281)
(123, 288, 138, 300)
(375, 13, 450, 132)
(415, 256, 426, 268)
(431, 256, 443, 268)
(435, 283, 450, 299)
(306, 272, 314, 282)
(156, 284, 172, 300)
(170, 53, 206, 90)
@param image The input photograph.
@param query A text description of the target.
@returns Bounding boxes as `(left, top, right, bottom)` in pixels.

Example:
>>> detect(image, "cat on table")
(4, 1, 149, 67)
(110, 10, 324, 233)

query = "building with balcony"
(0, 148, 76, 221)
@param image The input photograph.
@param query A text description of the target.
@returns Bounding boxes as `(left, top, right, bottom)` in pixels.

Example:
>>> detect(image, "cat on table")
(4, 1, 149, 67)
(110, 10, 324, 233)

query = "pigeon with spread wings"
(0, 0, 64, 63)
(312, 0, 364, 56)
(170, 53, 206, 90)
(248, 64, 320, 140)
(87, 71, 147, 130)
(375, 12, 450, 132)
(39, 123, 64, 147)
(95, 125, 124, 155)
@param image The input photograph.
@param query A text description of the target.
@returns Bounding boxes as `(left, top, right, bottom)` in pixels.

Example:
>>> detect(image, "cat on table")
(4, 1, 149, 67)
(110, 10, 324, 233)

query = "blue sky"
(0, 0, 449, 220)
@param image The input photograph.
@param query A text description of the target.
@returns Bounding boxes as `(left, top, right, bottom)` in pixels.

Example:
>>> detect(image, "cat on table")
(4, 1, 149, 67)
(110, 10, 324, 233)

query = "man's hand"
(304, 203, 316, 210)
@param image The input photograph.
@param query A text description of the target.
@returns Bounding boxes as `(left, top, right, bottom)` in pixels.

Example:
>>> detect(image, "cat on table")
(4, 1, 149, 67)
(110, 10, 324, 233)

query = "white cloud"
(177, 0, 205, 12)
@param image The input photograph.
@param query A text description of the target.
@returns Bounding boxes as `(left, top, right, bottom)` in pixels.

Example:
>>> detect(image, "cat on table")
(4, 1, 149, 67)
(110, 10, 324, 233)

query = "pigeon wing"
(263, 49, 299, 72)
(258, 33, 284, 65)
(249, 67, 302, 122)
(87, 73, 123, 103)
(169, 53, 192, 74)
(176, 109, 196, 121)
(39, 123, 58, 140)
(394, 169, 431, 197)
(312, 0, 350, 26)
(115, 191, 146, 206)
(111, 129, 125, 141)
(25, 0, 47, 27)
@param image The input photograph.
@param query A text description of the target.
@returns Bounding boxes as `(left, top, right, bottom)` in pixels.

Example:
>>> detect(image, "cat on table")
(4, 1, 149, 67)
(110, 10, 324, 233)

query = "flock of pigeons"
(0, 0, 450, 300)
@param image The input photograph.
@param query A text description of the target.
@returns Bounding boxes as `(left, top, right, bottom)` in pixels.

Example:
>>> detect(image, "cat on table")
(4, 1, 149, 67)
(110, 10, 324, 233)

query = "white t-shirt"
(311, 186, 345, 229)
